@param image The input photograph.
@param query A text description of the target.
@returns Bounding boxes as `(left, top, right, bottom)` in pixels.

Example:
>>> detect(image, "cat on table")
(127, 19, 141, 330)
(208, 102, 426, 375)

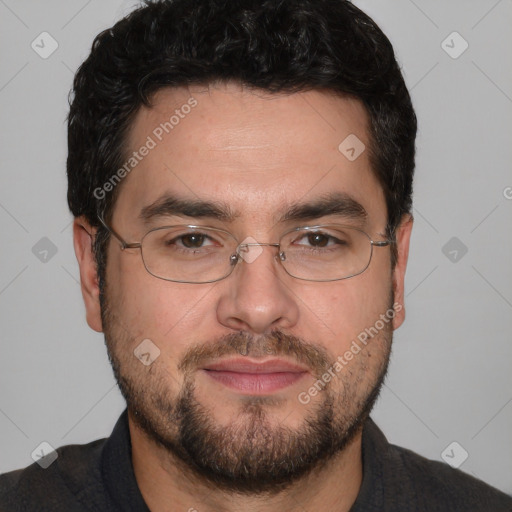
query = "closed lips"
(202, 358, 309, 374)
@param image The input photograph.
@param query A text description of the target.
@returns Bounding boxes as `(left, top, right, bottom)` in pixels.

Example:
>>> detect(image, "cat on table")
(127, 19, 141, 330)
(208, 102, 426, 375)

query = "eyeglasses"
(97, 214, 393, 284)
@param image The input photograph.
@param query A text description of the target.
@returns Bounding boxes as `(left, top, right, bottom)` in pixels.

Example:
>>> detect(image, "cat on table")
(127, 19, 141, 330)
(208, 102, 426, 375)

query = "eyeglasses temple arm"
(97, 211, 141, 250)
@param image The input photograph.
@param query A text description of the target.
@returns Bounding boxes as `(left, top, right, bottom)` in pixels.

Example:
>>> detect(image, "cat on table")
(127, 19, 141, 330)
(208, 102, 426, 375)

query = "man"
(1, 0, 510, 510)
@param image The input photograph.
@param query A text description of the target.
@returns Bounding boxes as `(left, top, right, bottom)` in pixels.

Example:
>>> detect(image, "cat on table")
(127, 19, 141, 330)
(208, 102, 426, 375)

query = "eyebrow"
(139, 196, 238, 224)
(139, 192, 368, 226)
(279, 192, 368, 224)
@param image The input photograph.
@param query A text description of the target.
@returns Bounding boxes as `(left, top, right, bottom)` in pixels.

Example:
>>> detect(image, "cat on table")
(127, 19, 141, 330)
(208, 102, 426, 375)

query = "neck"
(129, 415, 364, 512)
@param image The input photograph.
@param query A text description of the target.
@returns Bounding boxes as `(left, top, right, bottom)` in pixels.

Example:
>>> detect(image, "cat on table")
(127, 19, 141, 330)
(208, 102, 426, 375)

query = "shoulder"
(0, 438, 107, 512)
(358, 420, 512, 511)
(386, 441, 512, 510)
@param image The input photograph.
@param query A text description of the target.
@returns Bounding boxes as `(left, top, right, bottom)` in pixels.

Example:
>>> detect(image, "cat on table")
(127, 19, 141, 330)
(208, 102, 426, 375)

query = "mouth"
(201, 358, 310, 394)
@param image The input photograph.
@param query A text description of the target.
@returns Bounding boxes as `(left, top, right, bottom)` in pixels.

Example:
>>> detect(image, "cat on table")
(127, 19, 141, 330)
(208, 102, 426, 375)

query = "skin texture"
(73, 82, 413, 512)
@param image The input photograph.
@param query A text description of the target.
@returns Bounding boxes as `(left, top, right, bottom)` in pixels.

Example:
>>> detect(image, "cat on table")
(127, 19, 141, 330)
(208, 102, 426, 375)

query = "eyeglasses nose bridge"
(238, 242, 280, 249)
(232, 242, 286, 265)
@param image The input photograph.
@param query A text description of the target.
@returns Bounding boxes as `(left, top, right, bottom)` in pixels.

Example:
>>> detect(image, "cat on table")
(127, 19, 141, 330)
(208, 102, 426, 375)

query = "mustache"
(178, 330, 331, 378)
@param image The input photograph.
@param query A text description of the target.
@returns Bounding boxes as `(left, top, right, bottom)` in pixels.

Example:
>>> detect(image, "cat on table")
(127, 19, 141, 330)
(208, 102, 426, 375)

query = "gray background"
(1, 0, 511, 495)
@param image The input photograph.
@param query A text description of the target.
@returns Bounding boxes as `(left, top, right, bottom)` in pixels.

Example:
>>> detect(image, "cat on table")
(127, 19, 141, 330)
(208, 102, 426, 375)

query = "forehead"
(114, 82, 386, 231)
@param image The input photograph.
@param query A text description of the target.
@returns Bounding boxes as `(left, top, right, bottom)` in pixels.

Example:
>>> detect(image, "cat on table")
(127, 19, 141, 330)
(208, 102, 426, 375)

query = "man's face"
(82, 82, 411, 493)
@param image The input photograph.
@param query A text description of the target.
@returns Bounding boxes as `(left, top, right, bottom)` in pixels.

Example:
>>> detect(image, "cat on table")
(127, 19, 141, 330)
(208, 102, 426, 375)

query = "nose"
(216, 244, 300, 335)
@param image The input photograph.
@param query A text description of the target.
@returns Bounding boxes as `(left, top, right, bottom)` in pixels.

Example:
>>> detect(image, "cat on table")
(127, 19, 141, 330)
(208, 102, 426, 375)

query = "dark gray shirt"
(1, 410, 511, 511)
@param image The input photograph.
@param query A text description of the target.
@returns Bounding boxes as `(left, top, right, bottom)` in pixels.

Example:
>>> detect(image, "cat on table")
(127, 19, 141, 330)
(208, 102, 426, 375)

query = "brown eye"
(180, 234, 207, 248)
(307, 233, 330, 247)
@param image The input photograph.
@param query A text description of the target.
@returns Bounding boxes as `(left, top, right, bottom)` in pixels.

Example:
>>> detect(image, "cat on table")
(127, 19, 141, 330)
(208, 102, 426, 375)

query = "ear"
(73, 216, 103, 332)
(391, 214, 413, 330)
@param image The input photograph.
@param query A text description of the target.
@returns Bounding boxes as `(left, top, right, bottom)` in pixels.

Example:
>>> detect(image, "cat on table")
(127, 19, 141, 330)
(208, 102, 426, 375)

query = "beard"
(101, 291, 394, 495)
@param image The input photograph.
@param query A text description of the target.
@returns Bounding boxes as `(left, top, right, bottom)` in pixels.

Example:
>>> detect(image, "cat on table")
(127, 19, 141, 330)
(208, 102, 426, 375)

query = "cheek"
(306, 261, 393, 351)
(106, 253, 218, 353)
